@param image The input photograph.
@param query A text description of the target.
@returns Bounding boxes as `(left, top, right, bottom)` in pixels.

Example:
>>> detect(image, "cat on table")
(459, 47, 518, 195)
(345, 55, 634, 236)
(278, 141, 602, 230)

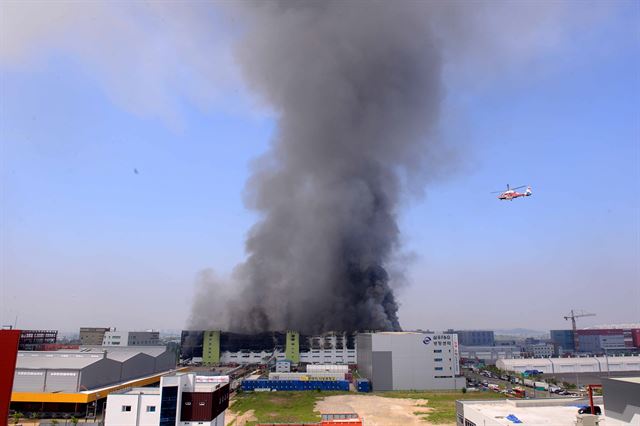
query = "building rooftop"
(461, 398, 603, 426)
(112, 387, 162, 396)
(88, 345, 167, 355)
(609, 376, 640, 384)
(16, 353, 105, 369)
(105, 351, 154, 362)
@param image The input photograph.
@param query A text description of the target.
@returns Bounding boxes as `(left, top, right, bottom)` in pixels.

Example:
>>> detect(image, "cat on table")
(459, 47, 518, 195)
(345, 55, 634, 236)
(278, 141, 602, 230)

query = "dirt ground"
(224, 406, 256, 426)
(316, 395, 440, 426)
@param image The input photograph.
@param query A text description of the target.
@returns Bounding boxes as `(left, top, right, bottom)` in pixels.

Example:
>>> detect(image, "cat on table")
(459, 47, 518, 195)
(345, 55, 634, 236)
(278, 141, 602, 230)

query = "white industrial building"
(105, 373, 229, 426)
(103, 331, 160, 346)
(497, 355, 640, 374)
(357, 332, 464, 391)
(13, 347, 177, 393)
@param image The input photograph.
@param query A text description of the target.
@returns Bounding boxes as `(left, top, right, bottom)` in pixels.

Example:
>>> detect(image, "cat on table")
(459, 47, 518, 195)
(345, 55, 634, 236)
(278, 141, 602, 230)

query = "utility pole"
(563, 310, 596, 353)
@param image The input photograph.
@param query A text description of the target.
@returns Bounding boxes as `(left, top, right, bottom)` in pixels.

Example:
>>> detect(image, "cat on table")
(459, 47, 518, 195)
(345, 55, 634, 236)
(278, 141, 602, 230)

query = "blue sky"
(1, 2, 638, 333)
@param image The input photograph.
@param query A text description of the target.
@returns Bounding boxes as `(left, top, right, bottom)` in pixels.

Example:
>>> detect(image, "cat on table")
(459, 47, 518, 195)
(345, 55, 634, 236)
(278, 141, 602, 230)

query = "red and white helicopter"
(492, 184, 532, 201)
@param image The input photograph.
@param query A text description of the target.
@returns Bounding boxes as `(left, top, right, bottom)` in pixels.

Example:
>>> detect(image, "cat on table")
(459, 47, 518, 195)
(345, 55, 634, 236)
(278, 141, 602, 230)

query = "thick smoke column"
(192, 0, 443, 333)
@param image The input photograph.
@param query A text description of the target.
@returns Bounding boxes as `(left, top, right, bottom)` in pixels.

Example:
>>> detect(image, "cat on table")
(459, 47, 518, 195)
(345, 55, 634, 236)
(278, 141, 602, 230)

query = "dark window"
(160, 386, 178, 426)
(121, 406, 131, 412)
(146, 406, 156, 412)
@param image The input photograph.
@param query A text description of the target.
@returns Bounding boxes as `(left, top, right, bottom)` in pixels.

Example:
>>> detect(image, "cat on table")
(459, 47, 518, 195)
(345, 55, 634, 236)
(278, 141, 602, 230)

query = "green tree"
(51, 420, 59, 426)
(11, 412, 22, 425)
(70, 416, 79, 425)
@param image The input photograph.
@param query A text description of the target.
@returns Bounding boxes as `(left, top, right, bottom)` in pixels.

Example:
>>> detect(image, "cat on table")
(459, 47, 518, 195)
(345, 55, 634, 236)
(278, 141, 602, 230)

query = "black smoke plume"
(191, 0, 444, 334)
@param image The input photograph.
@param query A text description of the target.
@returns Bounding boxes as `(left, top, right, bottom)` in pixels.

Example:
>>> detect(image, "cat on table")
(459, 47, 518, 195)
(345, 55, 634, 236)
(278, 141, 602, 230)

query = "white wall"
(105, 393, 160, 426)
(372, 333, 460, 391)
(103, 331, 129, 346)
(179, 411, 225, 426)
(497, 355, 640, 374)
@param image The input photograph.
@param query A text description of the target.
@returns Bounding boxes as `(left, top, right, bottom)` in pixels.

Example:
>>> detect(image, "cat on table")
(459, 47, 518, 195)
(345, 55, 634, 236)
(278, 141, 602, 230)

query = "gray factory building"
(14, 354, 122, 393)
(357, 332, 465, 391)
(13, 346, 177, 393)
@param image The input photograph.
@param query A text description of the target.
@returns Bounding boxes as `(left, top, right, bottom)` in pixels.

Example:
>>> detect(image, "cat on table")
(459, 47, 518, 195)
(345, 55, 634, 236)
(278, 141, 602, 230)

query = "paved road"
(464, 370, 553, 398)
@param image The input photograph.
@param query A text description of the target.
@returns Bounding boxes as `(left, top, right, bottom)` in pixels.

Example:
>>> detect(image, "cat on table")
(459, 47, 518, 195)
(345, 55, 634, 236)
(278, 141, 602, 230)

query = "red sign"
(0, 330, 21, 421)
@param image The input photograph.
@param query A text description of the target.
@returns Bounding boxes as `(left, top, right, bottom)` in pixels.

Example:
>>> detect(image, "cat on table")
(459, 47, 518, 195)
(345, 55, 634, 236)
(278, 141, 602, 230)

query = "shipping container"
(306, 364, 349, 374)
(242, 379, 349, 392)
(356, 379, 370, 393)
(268, 372, 345, 381)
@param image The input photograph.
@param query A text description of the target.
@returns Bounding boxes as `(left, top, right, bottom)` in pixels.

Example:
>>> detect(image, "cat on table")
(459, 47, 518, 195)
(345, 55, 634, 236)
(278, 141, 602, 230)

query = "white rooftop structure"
(456, 397, 634, 426)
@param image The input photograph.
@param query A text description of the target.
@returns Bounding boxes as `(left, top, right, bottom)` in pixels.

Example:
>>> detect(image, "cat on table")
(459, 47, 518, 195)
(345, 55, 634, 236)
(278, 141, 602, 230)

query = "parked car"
(578, 406, 602, 415)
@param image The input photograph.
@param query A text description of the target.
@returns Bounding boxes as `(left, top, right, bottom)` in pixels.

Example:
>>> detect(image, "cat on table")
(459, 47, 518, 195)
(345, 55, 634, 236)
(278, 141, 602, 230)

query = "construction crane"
(564, 309, 596, 353)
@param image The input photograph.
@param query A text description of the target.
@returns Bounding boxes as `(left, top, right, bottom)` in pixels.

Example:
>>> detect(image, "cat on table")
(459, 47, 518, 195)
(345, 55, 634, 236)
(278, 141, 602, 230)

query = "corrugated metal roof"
(78, 346, 168, 357)
(16, 354, 104, 370)
(106, 351, 153, 362)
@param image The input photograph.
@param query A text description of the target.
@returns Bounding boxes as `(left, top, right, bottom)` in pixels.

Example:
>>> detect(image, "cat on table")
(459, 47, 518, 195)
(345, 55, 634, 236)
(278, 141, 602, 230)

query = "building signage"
(452, 334, 460, 375)
(428, 334, 453, 347)
(422, 336, 432, 345)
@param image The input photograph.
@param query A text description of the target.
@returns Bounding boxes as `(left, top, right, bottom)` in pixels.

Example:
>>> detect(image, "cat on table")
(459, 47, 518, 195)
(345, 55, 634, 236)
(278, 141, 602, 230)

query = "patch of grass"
(378, 390, 506, 424)
(230, 391, 348, 426)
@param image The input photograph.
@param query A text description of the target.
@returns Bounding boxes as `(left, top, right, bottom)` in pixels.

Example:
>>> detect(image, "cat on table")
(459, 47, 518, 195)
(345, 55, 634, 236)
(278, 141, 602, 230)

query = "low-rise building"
(80, 327, 111, 346)
(459, 345, 521, 365)
(10, 346, 178, 418)
(524, 343, 554, 358)
(103, 330, 161, 346)
(105, 373, 229, 426)
(456, 397, 609, 426)
(13, 347, 177, 393)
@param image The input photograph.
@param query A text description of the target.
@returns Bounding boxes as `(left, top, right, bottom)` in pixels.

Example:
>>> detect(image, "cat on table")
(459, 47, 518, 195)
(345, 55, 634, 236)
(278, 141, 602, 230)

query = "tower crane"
(564, 310, 596, 353)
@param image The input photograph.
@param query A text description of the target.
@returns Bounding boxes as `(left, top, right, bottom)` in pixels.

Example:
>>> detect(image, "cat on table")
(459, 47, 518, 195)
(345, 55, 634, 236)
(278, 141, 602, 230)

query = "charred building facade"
(18, 330, 58, 351)
(180, 331, 356, 365)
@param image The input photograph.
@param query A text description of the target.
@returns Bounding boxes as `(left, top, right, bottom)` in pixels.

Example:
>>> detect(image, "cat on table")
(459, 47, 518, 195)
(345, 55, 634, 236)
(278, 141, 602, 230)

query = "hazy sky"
(1, 1, 638, 334)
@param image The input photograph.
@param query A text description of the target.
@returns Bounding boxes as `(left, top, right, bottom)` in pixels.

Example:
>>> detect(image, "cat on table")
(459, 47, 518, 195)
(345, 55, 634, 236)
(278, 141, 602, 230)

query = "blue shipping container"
(241, 379, 349, 392)
(356, 379, 370, 392)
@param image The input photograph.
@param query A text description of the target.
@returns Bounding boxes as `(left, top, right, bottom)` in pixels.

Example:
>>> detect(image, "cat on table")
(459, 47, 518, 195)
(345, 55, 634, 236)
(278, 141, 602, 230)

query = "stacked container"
(241, 379, 349, 392)
(356, 379, 370, 392)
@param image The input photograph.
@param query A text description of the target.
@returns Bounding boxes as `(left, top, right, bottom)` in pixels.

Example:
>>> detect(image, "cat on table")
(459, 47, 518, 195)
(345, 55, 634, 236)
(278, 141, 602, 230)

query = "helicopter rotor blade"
(511, 185, 527, 190)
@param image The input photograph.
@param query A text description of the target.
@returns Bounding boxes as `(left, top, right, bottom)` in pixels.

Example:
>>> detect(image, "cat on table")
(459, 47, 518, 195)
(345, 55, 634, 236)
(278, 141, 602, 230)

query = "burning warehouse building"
(180, 331, 357, 365)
